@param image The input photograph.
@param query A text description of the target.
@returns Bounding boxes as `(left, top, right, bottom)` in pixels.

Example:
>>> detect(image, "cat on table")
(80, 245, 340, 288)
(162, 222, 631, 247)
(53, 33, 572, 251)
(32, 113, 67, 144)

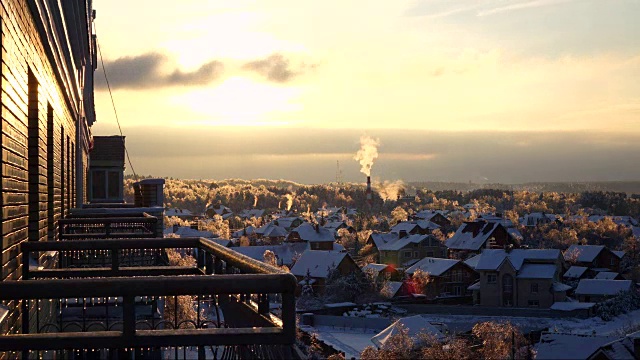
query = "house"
(405, 257, 478, 298)
(290, 250, 360, 294)
(205, 205, 233, 220)
(586, 331, 640, 359)
(255, 222, 289, 242)
(472, 249, 568, 308)
(376, 234, 446, 267)
(535, 333, 621, 360)
(563, 245, 624, 273)
(445, 221, 518, 259)
(286, 223, 336, 250)
(521, 212, 561, 227)
(413, 210, 451, 228)
(574, 279, 632, 303)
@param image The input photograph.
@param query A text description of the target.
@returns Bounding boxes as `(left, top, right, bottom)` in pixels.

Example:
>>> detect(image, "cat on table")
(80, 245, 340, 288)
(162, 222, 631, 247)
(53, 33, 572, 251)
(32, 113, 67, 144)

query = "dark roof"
(92, 136, 125, 163)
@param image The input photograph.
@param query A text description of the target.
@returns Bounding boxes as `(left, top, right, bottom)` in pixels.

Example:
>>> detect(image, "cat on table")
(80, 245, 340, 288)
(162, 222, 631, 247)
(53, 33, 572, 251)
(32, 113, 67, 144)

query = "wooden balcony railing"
(58, 214, 159, 240)
(1, 237, 298, 359)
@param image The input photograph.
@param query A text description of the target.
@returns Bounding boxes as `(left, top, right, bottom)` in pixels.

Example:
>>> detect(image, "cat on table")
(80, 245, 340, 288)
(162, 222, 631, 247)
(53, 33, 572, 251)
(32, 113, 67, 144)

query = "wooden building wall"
(1, 0, 92, 340)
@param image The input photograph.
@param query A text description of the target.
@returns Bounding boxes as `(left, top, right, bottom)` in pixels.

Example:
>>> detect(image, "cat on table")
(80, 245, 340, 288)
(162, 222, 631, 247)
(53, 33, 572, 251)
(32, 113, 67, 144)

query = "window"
(413, 251, 419, 258)
(531, 283, 538, 294)
(404, 251, 412, 258)
(91, 170, 106, 199)
(487, 274, 497, 283)
(108, 171, 120, 198)
(610, 258, 616, 266)
(427, 251, 434, 257)
(453, 286, 462, 296)
(91, 168, 122, 201)
(528, 300, 539, 307)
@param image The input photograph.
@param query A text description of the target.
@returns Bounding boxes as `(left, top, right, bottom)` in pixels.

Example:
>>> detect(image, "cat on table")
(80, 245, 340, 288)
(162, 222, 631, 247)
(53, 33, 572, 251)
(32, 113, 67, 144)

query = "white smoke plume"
(354, 135, 380, 177)
(374, 180, 405, 202)
(253, 195, 258, 207)
(286, 194, 295, 211)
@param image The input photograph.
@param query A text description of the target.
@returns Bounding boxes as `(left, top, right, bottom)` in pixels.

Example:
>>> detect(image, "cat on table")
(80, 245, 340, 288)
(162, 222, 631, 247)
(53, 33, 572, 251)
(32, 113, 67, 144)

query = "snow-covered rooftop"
(290, 250, 351, 278)
(362, 263, 393, 275)
(594, 272, 619, 280)
(255, 222, 288, 238)
(164, 226, 216, 239)
(232, 242, 310, 266)
(535, 332, 618, 360)
(563, 266, 588, 279)
(550, 302, 596, 311)
(371, 315, 445, 348)
(390, 221, 420, 234)
(368, 233, 400, 249)
(289, 223, 335, 242)
(379, 234, 431, 251)
(445, 222, 504, 251)
(474, 249, 560, 271)
(232, 225, 257, 238)
(564, 245, 605, 263)
(574, 279, 632, 296)
(517, 263, 557, 279)
(165, 208, 193, 217)
(406, 257, 460, 277)
(463, 254, 482, 269)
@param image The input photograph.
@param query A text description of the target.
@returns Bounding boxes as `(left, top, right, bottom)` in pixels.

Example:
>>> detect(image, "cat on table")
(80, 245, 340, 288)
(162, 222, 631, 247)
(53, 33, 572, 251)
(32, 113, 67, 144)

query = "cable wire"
(95, 29, 139, 182)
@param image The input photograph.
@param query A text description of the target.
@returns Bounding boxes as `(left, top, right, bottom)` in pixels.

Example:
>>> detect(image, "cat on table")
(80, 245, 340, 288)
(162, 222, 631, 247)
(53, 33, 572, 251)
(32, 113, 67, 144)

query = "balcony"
(0, 236, 298, 359)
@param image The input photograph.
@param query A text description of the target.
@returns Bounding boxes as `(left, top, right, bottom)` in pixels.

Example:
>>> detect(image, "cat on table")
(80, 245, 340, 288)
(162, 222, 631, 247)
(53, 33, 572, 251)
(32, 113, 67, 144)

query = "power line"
(94, 26, 138, 182)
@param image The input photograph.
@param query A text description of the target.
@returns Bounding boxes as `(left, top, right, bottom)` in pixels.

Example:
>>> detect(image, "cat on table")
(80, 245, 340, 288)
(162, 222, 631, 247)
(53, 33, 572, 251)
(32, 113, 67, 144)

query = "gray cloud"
(96, 53, 224, 90)
(94, 125, 640, 184)
(242, 54, 316, 83)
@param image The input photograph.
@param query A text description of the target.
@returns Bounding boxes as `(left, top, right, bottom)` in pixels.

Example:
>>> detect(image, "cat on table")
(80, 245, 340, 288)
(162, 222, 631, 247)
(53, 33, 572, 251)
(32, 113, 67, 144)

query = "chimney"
(314, 223, 320, 233)
(366, 176, 372, 206)
(173, 224, 179, 233)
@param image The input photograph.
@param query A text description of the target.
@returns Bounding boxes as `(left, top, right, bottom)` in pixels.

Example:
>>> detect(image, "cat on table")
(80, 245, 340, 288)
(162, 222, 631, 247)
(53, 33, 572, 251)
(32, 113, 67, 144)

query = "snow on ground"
(302, 309, 640, 358)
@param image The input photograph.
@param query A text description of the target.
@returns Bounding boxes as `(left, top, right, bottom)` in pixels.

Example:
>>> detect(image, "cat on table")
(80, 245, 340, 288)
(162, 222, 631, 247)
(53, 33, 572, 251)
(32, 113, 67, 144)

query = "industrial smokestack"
(366, 176, 372, 204)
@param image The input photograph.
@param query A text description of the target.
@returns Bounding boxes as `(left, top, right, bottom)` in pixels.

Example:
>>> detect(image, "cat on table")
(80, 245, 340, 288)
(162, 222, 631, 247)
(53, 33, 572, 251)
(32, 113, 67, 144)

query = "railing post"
(258, 294, 269, 315)
(22, 249, 30, 281)
(205, 254, 214, 275)
(123, 295, 135, 338)
(112, 249, 119, 272)
(197, 248, 205, 271)
(214, 257, 223, 275)
(282, 291, 296, 343)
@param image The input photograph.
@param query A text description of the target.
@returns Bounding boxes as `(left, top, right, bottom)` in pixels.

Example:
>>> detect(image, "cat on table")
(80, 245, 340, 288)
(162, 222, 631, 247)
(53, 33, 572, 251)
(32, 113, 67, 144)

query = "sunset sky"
(92, 0, 640, 183)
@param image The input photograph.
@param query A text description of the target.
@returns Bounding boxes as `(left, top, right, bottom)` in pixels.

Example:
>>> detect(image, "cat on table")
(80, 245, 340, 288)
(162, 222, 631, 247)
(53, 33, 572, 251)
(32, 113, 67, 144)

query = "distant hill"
(408, 181, 640, 195)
